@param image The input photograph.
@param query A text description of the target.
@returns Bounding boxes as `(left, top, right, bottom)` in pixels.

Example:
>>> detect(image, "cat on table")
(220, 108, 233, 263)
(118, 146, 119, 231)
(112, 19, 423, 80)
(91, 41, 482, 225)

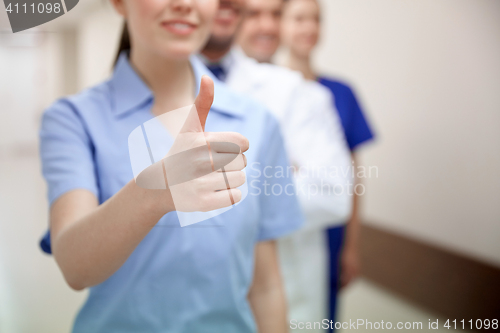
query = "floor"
(337, 279, 469, 333)
(0, 153, 467, 333)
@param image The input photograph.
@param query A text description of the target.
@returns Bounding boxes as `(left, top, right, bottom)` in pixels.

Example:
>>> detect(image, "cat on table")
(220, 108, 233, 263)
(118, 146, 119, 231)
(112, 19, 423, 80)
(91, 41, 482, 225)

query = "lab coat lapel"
(226, 48, 267, 94)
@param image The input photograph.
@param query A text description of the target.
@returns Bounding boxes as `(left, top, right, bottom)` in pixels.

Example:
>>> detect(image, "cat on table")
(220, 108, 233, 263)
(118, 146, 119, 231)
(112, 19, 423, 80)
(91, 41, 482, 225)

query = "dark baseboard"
(359, 224, 500, 320)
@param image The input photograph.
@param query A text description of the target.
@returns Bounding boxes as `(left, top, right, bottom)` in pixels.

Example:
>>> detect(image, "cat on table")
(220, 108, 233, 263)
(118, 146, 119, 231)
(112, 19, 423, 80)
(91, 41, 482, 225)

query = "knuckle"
(194, 155, 210, 173)
(232, 189, 242, 203)
(241, 137, 249, 151)
(236, 171, 246, 185)
(195, 176, 208, 190)
(203, 132, 214, 142)
(234, 134, 248, 151)
(198, 195, 211, 212)
(199, 174, 216, 191)
(233, 154, 245, 171)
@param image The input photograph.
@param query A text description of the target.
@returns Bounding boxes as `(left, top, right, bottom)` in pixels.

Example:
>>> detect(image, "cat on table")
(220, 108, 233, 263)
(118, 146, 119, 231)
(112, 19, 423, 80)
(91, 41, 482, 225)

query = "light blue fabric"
(39, 52, 303, 333)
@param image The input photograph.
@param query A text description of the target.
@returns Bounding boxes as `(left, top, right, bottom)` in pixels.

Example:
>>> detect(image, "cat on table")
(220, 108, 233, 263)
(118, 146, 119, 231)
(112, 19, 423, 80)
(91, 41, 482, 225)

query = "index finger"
(204, 132, 249, 153)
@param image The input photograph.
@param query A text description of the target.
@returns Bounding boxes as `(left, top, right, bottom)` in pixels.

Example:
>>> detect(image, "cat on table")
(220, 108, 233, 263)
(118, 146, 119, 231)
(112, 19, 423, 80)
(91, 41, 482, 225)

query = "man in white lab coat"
(199, 0, 352, 330)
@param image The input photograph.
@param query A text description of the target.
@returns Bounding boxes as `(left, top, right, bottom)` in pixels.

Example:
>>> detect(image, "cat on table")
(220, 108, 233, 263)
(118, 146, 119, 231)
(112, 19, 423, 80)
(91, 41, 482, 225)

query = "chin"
(297, 46, 314, 57)
(255, 48, 278, 63)
(159, 43, 199, 60)
(253, 52, 274, 63)
(212, 26, 238, 41)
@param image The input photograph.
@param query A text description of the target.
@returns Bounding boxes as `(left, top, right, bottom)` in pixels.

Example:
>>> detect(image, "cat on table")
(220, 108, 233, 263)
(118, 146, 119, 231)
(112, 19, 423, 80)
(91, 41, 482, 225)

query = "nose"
(170, 0, 194, 13)
(259, 13, 279, 34)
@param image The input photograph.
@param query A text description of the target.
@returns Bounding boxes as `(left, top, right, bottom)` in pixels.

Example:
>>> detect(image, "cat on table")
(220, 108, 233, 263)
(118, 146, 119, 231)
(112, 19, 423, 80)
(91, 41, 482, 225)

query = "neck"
(130, 47, 195, 114)
(200, 39, 232, 63)
(287, 51, 316, 81)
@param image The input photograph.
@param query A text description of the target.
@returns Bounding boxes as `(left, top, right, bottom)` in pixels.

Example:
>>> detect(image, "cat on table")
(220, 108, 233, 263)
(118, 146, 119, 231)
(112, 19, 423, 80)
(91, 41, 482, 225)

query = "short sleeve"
(40, 99, 99, 207)
(254, 114, 304, 241)
(39, 100, 99, 254)
(342, 86, 374, 150)
(319, 78, 375, 151)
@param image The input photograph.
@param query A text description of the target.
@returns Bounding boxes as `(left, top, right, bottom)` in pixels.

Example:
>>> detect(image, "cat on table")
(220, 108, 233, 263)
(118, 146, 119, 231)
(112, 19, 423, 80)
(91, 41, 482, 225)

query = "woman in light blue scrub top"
(39, 1, 302, 332)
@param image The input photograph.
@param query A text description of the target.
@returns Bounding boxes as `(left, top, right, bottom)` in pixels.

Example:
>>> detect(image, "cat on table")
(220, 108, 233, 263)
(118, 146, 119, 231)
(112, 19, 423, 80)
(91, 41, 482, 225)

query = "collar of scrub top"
(229, 47, 269, 81)
(196, 47, 269, 94)
(110, 51, 246, 119)
(196, 51, 235, 77)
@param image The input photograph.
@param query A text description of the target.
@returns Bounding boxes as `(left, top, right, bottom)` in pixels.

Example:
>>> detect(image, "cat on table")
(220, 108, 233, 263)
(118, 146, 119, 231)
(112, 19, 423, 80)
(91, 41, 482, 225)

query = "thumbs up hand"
(134, 76, 249, 215)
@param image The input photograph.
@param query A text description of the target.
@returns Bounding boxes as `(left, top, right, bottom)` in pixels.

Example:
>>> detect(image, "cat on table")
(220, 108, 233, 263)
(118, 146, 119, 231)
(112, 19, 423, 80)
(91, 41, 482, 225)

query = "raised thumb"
(193, 75, 214, 132)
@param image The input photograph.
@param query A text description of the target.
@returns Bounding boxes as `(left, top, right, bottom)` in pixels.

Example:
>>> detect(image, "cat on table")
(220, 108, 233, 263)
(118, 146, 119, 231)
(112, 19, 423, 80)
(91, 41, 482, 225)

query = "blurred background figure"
(233, 0, 355, 330)
(200, 0, 353, 330)
(236, 0, 281, 63)
(201, 0, 245, 71)
(1, 0, 500, 332)
(280, 0, 375, 328)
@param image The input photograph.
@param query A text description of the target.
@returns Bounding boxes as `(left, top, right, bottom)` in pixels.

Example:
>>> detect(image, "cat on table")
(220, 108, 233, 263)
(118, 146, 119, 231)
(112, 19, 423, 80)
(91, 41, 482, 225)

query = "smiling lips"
(215, 7, 239, 24)
(162, 20, 198, 36)
(253, 34, 278, 48)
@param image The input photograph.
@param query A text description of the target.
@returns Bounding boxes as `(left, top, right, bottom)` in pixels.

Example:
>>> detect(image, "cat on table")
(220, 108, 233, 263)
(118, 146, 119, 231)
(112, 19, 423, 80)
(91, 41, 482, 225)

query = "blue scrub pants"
(327, 225, 345, 332)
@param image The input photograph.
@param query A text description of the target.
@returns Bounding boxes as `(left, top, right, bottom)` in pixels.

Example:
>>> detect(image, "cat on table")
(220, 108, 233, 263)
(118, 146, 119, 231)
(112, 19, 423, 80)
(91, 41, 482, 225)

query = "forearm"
(249, 284, 288, 333)
(52, 181, 170, 290)
(345, 191, 360, 246)
(345, 154, 361, 247)
(340, 154, 362, 287)
(248, 240, 288, 333)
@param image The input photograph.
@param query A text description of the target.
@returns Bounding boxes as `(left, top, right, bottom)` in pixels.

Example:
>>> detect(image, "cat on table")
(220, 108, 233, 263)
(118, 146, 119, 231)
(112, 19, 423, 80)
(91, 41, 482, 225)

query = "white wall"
(0, 30, 86, 333)
(0, 33, 44, 149)
(315, 0, 500, 266)
(77, 2, 122, 90)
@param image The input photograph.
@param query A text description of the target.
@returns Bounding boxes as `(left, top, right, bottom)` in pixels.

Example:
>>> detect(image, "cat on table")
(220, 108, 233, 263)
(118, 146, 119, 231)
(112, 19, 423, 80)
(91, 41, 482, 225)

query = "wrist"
(344, 232, 359, 250)
(147, 189, 175, 217)
(128, 180, 174, 222)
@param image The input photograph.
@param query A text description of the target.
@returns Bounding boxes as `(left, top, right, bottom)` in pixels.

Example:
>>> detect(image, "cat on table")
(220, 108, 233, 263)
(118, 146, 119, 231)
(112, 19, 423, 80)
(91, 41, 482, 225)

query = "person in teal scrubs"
(39, 0, 302, 332)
